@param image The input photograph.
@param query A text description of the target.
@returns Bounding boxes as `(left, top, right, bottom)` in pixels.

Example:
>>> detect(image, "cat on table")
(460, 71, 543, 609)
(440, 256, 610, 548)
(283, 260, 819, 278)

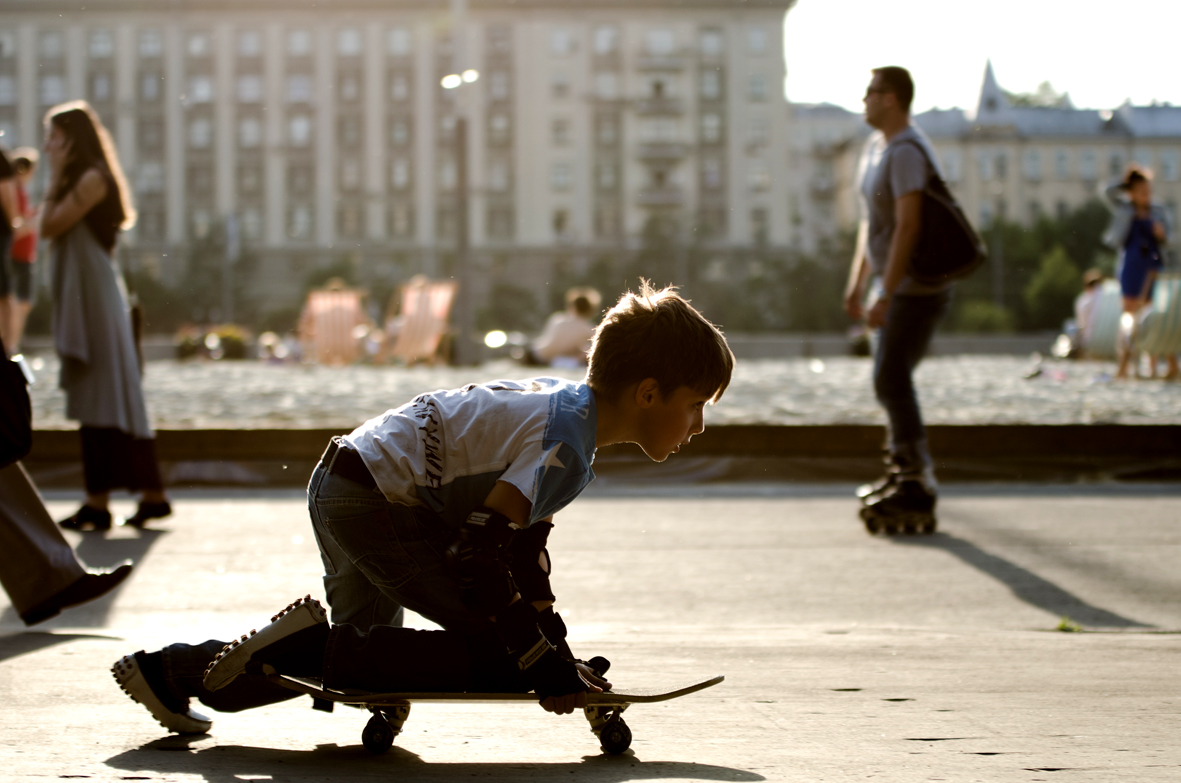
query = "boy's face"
(635, 384, 710, 462)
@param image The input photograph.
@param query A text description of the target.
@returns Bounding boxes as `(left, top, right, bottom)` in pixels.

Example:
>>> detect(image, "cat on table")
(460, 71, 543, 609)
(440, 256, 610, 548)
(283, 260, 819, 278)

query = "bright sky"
(783, 0, 1181, 114)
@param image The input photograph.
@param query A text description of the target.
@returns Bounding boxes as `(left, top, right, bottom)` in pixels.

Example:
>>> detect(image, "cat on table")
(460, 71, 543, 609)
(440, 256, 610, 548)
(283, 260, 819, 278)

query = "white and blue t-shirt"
(344, 377, 597, 527)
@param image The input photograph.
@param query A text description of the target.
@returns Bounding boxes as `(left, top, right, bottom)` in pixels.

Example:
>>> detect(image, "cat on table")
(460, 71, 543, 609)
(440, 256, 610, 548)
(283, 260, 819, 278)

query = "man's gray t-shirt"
(857, 124, 949, 295)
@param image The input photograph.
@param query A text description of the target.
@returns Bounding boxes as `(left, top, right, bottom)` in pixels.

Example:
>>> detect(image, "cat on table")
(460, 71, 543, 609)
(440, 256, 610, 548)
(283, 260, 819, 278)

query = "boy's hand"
(575, 661, 612, 692)
(539, 673, 602, 715)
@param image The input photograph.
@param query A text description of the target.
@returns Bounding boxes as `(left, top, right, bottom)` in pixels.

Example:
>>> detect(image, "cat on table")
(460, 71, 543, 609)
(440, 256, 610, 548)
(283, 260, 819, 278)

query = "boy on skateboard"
(113, 284, 734, 734)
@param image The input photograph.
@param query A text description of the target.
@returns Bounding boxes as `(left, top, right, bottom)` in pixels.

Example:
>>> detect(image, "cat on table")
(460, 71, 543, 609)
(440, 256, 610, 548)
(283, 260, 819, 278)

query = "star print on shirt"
(540, 444, 566, 473)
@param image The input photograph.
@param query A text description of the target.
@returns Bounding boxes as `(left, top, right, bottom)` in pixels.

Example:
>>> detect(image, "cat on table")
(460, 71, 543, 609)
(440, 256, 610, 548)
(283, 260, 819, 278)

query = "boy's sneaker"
(203, 595, 329, 692)
(112, 651, 212, 735)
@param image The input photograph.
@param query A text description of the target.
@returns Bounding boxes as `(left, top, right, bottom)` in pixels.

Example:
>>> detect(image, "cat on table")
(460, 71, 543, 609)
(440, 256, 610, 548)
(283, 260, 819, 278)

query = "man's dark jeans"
(872, 290, 951, 467)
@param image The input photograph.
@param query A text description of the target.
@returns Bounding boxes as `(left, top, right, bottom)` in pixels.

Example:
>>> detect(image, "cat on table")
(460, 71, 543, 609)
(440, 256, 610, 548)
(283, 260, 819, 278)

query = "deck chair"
(299, 282, 369, 365)
(387, 276, 457, 365)
(1136, 273, 1181, 356)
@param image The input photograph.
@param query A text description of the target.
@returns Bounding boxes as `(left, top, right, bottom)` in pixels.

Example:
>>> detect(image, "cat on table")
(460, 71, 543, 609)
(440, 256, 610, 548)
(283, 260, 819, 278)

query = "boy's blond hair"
(587, 281, 734, 404)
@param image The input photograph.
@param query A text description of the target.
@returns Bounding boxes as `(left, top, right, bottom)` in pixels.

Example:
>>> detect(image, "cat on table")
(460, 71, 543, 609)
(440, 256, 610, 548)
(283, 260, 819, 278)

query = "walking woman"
(39, 101, 170, 531)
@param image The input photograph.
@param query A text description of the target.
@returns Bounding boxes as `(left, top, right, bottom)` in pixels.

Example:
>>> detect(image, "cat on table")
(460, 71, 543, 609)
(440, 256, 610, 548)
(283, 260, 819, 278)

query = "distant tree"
(1004, 81, 1071, 108)
(1023, 245, 1081, 330)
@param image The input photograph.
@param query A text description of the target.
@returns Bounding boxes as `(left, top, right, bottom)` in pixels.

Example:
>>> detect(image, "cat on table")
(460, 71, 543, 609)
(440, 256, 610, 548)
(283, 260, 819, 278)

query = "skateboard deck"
(269, 672, 724, 755)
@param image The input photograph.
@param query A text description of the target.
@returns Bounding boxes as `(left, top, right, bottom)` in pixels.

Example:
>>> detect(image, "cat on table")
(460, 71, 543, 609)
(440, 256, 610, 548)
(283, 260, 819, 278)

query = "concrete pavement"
(1, 481, 1179, 781)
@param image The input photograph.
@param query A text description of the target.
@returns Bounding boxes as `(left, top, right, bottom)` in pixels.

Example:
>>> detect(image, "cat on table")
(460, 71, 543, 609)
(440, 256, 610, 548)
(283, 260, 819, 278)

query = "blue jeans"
(159, 463, 526, 711)
(872, 291, 951, 473)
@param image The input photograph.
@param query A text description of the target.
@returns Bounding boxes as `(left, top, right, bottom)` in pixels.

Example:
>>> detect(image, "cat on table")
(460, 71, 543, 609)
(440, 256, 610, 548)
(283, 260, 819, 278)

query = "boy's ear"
(634, 378, 661, 408)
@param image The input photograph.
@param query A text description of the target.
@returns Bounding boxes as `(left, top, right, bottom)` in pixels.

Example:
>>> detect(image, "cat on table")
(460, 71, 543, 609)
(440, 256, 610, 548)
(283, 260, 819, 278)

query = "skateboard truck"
(362, 702, 411, 754)
(585, 702, 632, 754)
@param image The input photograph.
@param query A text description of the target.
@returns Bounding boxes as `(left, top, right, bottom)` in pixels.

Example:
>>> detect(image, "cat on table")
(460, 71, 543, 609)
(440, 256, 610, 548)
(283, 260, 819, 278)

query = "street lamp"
(441, 69, 480, 365)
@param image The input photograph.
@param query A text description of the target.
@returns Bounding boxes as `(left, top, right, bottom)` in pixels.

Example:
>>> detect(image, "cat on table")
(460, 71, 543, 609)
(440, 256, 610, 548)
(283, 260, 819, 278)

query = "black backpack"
(893, 138, 987, 285)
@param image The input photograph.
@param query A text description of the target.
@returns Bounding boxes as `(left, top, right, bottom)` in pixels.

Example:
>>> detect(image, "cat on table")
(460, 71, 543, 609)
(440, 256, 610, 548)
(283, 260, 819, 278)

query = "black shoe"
(58, 505, 113, 532)
(113, 651, 213, 734)
(20, 561, 133, 625)
(859, 479, 938, 535)
(125, 500, 172, 529)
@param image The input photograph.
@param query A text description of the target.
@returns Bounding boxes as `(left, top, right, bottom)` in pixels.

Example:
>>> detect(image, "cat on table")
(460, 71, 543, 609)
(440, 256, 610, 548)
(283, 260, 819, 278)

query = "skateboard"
(268, 671, 724, 755)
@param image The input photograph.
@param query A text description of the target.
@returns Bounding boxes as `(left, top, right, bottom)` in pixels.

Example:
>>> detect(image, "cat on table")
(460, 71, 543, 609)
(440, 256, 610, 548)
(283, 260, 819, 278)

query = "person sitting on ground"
(1103, 164, 1172, 379)
(1072, 268, 1105, 355)
(112, 282, 735, 736)
(526, 287, 602, 368)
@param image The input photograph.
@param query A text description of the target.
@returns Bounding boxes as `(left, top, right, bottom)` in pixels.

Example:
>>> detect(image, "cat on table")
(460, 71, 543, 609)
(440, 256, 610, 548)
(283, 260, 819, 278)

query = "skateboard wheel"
(902, 521, 916, 535)
(362, 715, 395, 754)
(921, 519, 937, 535)
(599, 717, 632, 755)
(883, 522, 898, 535)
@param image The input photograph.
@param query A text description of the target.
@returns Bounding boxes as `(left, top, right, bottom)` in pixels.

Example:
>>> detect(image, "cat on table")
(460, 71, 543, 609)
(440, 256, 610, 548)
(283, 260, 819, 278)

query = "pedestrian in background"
(843, 66, 950, 531)
(38, 101, 171, 532)
(3, 148, 41, 354)
(1103, 164, 1176, 379)
(0, 145, 19, 352)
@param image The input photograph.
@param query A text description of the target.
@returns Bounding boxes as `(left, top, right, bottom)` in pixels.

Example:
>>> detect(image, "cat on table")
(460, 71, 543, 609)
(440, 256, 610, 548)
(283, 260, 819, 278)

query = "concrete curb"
(24, 424, 1181, 487)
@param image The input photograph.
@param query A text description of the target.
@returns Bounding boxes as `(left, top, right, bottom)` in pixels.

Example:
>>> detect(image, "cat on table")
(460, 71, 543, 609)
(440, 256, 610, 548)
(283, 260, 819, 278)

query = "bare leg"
(10, 298, 32, 352)
(1115, 298, 1139, 380)
(0, 297, 12, 353)
(85, 492, 111, 511)
(1167, 355, 1180, 381)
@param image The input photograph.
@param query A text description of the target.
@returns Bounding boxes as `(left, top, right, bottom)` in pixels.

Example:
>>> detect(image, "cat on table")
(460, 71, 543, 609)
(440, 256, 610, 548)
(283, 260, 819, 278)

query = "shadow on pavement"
(893, 533, 1151, 628)
(105, 740, 766, 782)
(0, 528, 166, 629)
(0, 631, 119, 664)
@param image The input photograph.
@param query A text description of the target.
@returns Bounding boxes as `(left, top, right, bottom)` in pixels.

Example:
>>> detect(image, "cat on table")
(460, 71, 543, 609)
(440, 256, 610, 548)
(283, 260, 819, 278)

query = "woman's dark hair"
(44, 100, 136, 229)
(1121, 162, 1152, 190)
(871, 66, 914, 112)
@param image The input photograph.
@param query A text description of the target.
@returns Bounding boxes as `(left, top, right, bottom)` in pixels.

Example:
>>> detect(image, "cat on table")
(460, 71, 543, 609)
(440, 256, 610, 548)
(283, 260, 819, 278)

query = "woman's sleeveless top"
(84, 169, 122, 254)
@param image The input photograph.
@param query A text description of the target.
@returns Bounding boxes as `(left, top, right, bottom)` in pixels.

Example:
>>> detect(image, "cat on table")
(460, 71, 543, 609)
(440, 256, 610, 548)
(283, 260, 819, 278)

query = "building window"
(238, 31, 261, 57)
(40, 76, 65, 106)
(390, 203, 413, 237)
(597, 117, 617, 145)
(286, 75, 313, 103)
(339, 74, 360, 102)
(551, 28, 573, 56)
(487, 207, 513, 240)
(289, 206, 312, 239)
(239, 118, 262, 148)
(1079, 149, 1097, 181)
(1054, 148, 1070, 179)
(141, 74, 161, 102)
(595, 205, 619, 239)
(338, 116, 361, 148)
(551, 71, 569, 100)
(645, 29, 675, 56)
(91, 74, 112, 103)
(438, 158, 457, 191)
(390, 119, 410, 146)
(189, 76, 214, 103)
(40, 32, 63, 59)
(699, 28, 723, 57)
(0, 31, 16, 58)
(339, 205, 363, 237)
(1023, 149, 1041, 181)
(642, 117, 679, 143)
(188, 33, 210, 58)
(747, 27, 768, 54)
(439, 114, 457, 141)
(551, 118, 571, 146)
(1028, 200, 1043, 222)
(237, 75, 263, 103)
(0, 76, 14, 106)
(979, 202, 993, 227)
(390, 158, 410, 190)
(977, 151, 994, 182)
(139, 119, 163, 149)
(942, 149, 962, 182)
(288, 115, 312, 146)
(289, 29, 312, 57)
(593, 25, 618, 55)
(1161, 150, 1179, 182)
(1109, 151, 1124, 178)
(139, 30, 162, 58)
(700, 69, 722, 100)
(995, 152, 1008, 180)
(338, 28, 362, 56)
(489, 71, 510, 101)
(748, 73, 768, 101)
(238, 166, 261, 194)
(595, 72, 619, 100)
(191, 209, 212, 240)
(550, 162, 572, 191)
(748, 113, 769, 146)
(702, 157, 723, 190)
(552, 209, 569, 238)
(387, 27, 412, 56)
(136, 161, 164, 193)
(188, 118, 212, 149)
(750, 208, 768, 244)
(241, 208, 262, 240)
(700, 113, 722, 144)
(90, 30, 114, 58)
(487, 159, 509, 192)
(390, 73, 410, 102)
(489, 113, 510, 144)
(747, 160, 770, 191)
(596, 161, 616, 190)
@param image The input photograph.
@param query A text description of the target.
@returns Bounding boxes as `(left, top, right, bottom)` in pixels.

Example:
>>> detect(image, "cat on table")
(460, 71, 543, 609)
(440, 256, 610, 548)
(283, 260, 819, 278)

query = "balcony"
(635, 54, 686, 72)
(637, 143, 687, 161)
(635, 97, 683, 115)
(637, 185, 684, 207)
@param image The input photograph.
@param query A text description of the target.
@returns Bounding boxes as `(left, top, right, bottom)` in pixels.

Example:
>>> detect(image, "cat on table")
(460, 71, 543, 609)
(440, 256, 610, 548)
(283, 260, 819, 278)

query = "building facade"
(0, 0, 792, 318)
(790, 62, 1181, 253)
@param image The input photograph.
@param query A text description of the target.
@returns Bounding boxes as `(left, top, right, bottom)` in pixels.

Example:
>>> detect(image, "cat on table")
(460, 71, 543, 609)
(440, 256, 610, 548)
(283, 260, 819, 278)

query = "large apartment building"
(0, 0, 792, 314)
(791, 62, 1181, 253)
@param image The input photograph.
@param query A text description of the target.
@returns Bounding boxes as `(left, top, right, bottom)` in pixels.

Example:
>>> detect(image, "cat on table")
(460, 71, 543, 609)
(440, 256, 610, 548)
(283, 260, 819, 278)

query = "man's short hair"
(872, 66, 914, 112)
(566, 286, 601, 319)
(586, 281, 734, 404)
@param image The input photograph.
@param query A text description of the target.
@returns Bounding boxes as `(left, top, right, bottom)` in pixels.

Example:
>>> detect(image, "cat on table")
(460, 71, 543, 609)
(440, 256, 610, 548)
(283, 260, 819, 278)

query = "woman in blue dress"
(1103, 165, 1174, 379)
